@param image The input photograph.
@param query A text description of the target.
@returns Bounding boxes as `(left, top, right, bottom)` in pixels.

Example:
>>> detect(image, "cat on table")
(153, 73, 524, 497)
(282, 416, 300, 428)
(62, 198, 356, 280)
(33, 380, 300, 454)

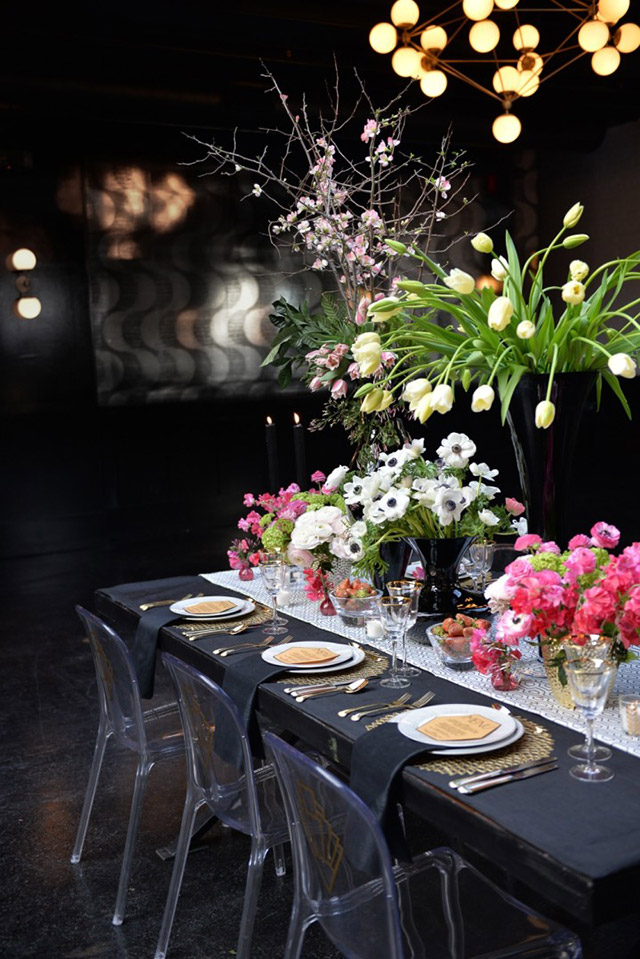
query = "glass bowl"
(329, 588, 383, 627)
(427, 623, 475, 670)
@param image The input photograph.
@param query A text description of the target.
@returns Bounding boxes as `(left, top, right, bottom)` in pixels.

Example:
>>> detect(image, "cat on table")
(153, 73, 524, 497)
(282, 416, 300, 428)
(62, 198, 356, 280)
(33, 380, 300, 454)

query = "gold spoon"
(294, 678, 368, 702)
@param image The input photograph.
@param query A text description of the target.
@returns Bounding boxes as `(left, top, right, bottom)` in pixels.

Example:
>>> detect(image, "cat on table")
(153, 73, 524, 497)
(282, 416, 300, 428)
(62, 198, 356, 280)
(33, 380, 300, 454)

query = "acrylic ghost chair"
(264, 732, 583, 959)
(154, 653, 289, 959)
(71, 606, 185, 926)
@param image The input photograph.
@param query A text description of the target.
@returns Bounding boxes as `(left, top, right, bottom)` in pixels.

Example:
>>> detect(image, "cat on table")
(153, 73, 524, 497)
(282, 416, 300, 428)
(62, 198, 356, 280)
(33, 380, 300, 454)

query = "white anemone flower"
(368, 488, 410, 524)
(432, 486, 469, 526)
(404, 438, 425, 459)
(379, 448, 411, 471)
(478, 508, 500, 526)
(469, 480, 499, 500)
(511, 516, 528, 536)
(437, 432, 476, 468)
(343, 477, 367, 505)
(470, 462, 499, 479)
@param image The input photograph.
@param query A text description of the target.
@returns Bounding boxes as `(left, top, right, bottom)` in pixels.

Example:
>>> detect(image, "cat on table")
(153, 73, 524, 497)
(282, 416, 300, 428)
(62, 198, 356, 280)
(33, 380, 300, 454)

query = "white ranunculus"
(478, 508, 500, 526)
(471, 384, 495, 412)
(561, 280, 585, 305)
(490, 256, 508, 281)
(432, 486, 468, 526)
(437, 432, 477, 468)
(607, 352, 637, 379)
(443, 268, 475, 295)
(290, 523, 322, 550)
(488, 296, 514, 331)
(324, 465, 349, 489)
(569, 259, 589, 281)
(516, 320, 536, 340)
(430, 383, 454, 414)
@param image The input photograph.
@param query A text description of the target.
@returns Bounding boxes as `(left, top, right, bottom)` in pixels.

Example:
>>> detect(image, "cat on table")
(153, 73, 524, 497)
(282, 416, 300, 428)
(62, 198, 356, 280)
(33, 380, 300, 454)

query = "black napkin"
(101, 575, 228, 698)
(222, 656, 288, 759)
(350, 723, 439, 862)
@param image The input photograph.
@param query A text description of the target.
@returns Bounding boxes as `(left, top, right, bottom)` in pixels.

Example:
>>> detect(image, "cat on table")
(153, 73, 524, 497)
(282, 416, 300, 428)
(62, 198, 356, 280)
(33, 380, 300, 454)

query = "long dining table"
(94, 570, 640, 957)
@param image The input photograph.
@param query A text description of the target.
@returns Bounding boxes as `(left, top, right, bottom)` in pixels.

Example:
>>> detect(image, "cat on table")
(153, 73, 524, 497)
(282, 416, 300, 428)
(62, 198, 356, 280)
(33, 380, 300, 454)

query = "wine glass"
(466, 540, 495, 591)
(564, 660, 615, 782)
(259, 554, 289, 635)
(563, 639, 613, 762)
(387, 580, 423, 678)
(376, 595, 411, 689)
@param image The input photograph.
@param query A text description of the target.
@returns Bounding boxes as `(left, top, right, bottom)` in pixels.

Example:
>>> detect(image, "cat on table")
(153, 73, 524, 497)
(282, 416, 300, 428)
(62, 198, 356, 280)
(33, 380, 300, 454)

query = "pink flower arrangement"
(473, 521, 640, 686)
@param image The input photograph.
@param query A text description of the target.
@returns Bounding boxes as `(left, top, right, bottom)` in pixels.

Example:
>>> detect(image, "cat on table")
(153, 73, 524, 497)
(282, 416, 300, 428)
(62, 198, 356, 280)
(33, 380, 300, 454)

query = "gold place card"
(184, 599, 237, 615)
(275, 647, 339, 666)
(418, 714, 501, 742)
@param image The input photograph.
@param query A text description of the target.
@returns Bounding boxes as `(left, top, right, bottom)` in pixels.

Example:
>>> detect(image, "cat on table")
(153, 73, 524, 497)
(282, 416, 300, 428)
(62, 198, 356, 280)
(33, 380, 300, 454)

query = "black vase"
(506, 372, 595, 544)
(373, 540, 414, 591)
(408, 536, 474, 618)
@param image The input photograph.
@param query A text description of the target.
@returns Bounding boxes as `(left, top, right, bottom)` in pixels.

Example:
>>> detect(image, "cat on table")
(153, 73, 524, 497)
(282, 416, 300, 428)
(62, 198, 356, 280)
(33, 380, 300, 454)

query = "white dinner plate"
(396, 703, 518, 749)
(293, 646, 366, 674)
(170, 596, 253, 620)
(262, 640, 354, 670)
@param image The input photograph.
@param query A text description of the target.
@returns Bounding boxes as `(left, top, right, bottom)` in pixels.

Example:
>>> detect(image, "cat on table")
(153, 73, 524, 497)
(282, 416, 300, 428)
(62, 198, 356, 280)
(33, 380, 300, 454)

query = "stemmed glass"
(466, 540, 495, 591)
(376, 595, 411, 689)
(259, 554, 289, 636)
(387, 580, 423, 678)
(565, 660, 615, 782)
(563, 640, 613, 762)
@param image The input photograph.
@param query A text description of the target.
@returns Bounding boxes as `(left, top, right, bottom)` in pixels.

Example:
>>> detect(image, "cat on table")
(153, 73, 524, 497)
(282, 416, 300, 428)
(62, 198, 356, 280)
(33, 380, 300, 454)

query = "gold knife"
(457, 761, 558, 794)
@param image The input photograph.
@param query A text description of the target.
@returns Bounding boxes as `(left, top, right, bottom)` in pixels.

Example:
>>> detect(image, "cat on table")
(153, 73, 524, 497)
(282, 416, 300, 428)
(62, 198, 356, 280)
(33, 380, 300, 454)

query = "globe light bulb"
(597, 0, 630, 24)
(419, 69, 448, 96)
(578, 20, 610, 51)
(614, 22, 640, 52)
(492, 65, 520, 93)
(462, 0, 494, 23)
(391, 45, 423, 78)
(517, 51, 543, 73)
(14, 296, 42, 319)
(370, 22, 398, 54)
(513, 24, 540, 50)
(7, 248, 37, 271)
(492, 112, 522, 143)
(420, 25, 447, 50)
(469, 19, 500, 52)
(495, 0, 519, 8)
(591, 45, 621, 73)
(517, 69, 540, 97)
(390, 0, 420, 28)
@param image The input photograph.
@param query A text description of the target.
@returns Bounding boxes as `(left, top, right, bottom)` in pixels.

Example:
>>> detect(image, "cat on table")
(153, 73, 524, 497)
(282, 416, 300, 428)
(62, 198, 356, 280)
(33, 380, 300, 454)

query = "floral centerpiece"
(191, 66, 472, 467)
(228, 467, 364, 610)
(330, 432, 525, 597)
(472, 522, 640, 694)
(352, 202, 640, 428)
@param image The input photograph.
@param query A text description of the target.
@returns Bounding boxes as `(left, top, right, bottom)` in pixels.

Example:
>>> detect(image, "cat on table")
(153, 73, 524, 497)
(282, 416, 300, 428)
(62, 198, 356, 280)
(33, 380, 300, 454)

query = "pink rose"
(590, 521, 621, 549)
(514, 533, 542, 552)
(505, 497, 525, 516)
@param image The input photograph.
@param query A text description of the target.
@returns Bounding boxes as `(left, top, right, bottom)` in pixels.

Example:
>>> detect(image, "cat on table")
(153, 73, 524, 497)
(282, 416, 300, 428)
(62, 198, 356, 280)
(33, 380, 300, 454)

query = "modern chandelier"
(369, 0, 640, 142)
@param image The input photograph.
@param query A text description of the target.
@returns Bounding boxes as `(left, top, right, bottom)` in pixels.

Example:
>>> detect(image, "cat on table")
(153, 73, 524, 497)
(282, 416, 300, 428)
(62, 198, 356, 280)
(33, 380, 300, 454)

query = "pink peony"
(514, 533, 542, 551)
(590, 521, 621, 549)
(505, 497, 525, 516)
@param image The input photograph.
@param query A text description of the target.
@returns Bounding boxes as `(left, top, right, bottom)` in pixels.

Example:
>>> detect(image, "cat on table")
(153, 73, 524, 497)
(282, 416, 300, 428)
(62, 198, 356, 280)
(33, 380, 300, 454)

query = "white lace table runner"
(201, 570, 640, 758)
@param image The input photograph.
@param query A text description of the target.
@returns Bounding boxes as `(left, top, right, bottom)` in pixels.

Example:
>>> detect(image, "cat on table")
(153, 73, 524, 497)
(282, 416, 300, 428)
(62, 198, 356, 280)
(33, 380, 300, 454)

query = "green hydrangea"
(261, 518, 294, 552)
(291, 492, 346, 512)
(529, 552, 564, 573)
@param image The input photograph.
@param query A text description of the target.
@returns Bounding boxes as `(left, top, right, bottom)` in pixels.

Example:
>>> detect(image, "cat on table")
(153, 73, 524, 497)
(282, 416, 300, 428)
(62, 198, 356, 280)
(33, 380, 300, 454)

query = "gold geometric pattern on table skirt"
(177, 601, 272, 634)
(364, 714, 554, 777)
(276, 649, 389, 687)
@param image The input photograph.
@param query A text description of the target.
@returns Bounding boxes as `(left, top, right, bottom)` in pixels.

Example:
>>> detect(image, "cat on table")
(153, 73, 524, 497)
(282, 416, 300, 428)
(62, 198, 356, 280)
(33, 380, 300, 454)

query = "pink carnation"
(514, 533, 542, 552)
(505, 497, 525, 516)
(590, 521, 621, 549)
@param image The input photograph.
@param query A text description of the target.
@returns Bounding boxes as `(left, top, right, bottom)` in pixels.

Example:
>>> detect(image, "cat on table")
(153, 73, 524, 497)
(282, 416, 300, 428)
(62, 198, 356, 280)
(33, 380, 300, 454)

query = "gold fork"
(140, 592, 196, 611)
(338, 692, 411, 720)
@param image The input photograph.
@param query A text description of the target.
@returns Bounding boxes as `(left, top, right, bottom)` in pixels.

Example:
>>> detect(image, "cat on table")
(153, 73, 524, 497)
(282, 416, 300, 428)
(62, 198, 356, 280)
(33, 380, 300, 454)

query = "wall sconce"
(7, 248, 42, 319)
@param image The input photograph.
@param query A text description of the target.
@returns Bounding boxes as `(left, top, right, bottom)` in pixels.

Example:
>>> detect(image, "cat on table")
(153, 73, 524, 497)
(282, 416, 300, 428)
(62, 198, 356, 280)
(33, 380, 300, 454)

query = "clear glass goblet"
(259, 555, 289, 635)
(387, 580, 423, 678)
(565, 660, 615, 782)
(563, 639, 613, 761)
(377, 595, 411, 689)
(467, 541, 495, 591)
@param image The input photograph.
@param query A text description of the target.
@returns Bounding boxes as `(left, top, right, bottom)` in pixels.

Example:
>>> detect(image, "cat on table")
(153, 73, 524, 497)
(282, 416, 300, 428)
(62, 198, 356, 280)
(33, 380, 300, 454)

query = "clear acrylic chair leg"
(112, 760, 151, 925)
(236, 840, 268, 959)
(71, 721, 109, 863)
(155, 795, 201, 959)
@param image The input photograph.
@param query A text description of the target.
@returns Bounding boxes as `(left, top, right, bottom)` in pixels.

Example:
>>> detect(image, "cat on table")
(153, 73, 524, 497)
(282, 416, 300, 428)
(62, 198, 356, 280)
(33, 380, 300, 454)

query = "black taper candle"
(293, 412, 307, 490)
(265, 416, 278, 491)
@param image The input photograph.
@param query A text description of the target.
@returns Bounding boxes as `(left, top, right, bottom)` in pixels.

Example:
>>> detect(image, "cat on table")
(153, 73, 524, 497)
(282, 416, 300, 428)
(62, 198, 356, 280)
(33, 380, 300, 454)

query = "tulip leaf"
(602, 371, 632, 419)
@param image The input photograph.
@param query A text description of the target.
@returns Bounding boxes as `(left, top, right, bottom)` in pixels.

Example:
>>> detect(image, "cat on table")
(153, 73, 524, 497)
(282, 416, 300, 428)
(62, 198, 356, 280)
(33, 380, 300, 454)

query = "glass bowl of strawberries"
(427, 614, 490, 670)
(329, 579, 383, 627)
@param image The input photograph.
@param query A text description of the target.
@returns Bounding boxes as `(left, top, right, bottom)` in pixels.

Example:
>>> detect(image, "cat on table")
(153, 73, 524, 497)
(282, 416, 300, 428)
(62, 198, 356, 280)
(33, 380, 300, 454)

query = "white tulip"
(488, 296, 514, 331)
(535, 400, 556, 429)
(402, 378, 432, 408)
(607, 353, 637, 379)
(563, 203, 583, 228)
(443, 268, 475, 295)
(516, 320, 536, 339)
(430, 383, 454, 413)
(471, 232, 493, 253)
(490, 256, 508, 281)
(471, 384, 495, 411)
(569, 259, 589, 281)
(561, 280, 585, 305)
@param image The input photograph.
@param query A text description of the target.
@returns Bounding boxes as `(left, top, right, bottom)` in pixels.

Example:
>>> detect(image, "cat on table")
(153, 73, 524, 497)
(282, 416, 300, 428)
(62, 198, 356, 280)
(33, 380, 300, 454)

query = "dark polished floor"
(3, 537, 639, 959)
